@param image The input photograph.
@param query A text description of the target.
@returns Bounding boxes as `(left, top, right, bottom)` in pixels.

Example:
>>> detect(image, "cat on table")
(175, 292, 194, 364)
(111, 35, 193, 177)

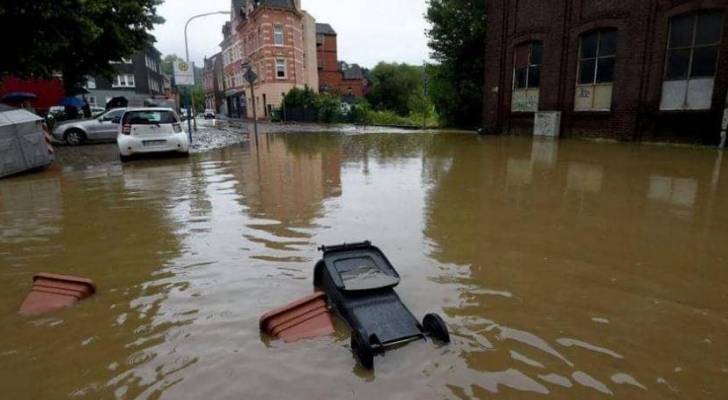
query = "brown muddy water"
(1, 132, 727, 399)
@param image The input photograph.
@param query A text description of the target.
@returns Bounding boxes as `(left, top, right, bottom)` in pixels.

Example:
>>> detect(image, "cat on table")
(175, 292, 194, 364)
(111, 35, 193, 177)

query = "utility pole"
(422, 61, 429, 130)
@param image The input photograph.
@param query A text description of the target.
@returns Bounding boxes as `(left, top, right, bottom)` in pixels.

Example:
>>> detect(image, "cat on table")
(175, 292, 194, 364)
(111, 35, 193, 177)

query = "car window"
(122, 110, 178, 125)
(103, 109, 124, 121)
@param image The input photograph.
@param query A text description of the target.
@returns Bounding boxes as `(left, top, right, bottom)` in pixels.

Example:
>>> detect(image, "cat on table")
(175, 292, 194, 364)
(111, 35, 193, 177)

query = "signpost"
(243, 63, 259, 142)
(174, 60, 195, 141)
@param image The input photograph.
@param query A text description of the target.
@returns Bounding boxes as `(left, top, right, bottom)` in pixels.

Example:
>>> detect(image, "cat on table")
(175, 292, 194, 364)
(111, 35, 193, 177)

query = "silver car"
(52, 108, 126, 145)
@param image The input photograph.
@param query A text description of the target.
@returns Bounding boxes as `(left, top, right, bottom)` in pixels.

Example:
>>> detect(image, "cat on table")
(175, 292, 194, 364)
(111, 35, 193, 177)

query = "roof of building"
(341, 63, 365, 80)
(258, 0, 295, 9)
(316, 23, 337, 35)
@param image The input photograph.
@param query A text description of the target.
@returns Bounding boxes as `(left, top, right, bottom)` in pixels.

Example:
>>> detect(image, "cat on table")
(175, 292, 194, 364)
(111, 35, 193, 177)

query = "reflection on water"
(1, 134, 727, 399)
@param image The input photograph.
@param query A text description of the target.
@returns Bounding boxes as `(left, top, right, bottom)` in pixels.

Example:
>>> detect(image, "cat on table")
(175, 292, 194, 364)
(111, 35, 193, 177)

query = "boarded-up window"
(511, 42, 542, 112)
(661, 11, 723, 111)
(575, 29, 616, 111)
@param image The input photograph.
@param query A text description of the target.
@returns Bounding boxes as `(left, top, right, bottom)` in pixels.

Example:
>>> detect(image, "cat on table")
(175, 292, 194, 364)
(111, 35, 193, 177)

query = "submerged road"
(1, 129, 727, 399)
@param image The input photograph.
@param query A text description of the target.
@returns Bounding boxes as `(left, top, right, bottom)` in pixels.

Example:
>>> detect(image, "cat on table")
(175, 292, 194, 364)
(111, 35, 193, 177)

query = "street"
(2, 131, 728, 398)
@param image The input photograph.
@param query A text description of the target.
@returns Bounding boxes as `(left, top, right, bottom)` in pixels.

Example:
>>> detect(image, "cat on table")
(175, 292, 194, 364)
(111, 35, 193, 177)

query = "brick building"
(220, 0, 318, 119)
(483, 0, 728, 144)
(203, 52, 225, 112)
(316, 23, 367, 99)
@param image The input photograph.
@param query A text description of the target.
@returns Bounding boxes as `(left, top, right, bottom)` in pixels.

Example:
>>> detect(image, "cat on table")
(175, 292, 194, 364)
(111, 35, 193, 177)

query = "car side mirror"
(111, 117, 121, 124)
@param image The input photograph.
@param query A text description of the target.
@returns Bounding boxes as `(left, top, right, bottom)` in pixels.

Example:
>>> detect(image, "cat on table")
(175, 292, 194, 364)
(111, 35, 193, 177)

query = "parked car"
(204, 109, 215, 119)
(117, 108, 189, 161)
(90, 107, 105, 117)
(51, 108, 126, 145)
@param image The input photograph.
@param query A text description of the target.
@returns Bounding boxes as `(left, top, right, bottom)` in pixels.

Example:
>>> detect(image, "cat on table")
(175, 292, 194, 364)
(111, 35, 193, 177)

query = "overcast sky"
(152, 0, 432, 68)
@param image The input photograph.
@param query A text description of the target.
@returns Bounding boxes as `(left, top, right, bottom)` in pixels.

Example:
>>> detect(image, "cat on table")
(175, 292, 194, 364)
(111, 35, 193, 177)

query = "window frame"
(510, 41, 543, 113)
(274, 25, 285, 46)
(574, 29, 617, 112)
(275, 58, 287, 79)
(664, 11, 723, 81)
(576, 30, 617, 86)
(512, 41, 543, 91)
(112, 74, 135, 88)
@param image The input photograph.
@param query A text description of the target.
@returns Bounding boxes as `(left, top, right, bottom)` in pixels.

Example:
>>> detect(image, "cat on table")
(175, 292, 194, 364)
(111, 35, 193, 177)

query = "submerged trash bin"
(0, 106, 55, 179)
(19, 273, 96, 315)
(259, 292, 335, 343)
(314, 241, 450, 369)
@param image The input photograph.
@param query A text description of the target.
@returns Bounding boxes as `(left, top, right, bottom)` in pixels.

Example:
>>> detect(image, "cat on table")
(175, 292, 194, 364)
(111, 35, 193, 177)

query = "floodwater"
(1, 132, 727, 399)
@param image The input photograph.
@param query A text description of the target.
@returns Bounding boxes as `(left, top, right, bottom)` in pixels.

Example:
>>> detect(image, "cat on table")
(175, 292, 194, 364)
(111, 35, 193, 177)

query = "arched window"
(511, 41, 542, 112)
(574, 29, 617, 111)
(660, 11, 724, 110)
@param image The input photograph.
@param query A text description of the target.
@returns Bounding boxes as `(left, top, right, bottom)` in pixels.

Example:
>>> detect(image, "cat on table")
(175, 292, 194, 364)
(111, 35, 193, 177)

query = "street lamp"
(184, 11, 231, 136)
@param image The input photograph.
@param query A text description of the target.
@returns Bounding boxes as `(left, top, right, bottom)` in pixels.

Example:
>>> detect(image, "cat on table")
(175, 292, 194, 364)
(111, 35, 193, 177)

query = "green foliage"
(365, 110, 413, 126)
(408, 92, 435, 124)
(426, 0, 486, 128)
(315, 94, 346, 123)
(279, 88, 439, 128)
(349, 99, 372, 124)
(366, 63, 424, 116)
(282, 86, 317, 109)
(0, 0, 164, 93)
(161, 55, 184, 77)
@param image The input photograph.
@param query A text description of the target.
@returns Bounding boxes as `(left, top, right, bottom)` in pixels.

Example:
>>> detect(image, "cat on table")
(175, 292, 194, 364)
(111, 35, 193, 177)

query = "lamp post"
(184, 11, 231, 136)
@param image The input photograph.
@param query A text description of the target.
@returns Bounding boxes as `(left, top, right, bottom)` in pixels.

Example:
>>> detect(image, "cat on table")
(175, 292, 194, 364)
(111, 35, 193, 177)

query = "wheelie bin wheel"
(351, 331, 374, 369)
(423, 313, 450, 343)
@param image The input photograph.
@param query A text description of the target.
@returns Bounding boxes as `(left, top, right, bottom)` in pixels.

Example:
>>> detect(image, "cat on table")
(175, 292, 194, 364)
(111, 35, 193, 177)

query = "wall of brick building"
(317, 33, 340, 90)
(220, 3, 317, 119)
(315, 32, 366, 97)
(483, 0, 728, 144)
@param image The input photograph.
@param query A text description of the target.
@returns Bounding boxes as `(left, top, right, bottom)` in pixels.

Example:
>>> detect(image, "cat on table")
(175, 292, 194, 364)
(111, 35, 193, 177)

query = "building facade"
(220, 0, 319, 120)
(85, 46, 168, 108)
(315, 23, 367, 98)
(203, 52, 225, 112)
(483, 0, 728, 144)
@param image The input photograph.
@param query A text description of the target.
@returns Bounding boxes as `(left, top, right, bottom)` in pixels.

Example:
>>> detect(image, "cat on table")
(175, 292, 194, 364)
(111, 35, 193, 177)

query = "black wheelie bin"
(313, 241, 450, 369)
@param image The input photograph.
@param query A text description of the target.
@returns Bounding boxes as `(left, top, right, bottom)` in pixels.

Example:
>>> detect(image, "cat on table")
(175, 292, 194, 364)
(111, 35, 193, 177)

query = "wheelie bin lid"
(319, 241, 400, 292)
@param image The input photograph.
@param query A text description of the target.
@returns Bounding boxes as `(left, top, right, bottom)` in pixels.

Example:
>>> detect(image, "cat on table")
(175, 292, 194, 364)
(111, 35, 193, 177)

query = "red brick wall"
(483, 0, 728, 143)
(317, 33, 341, 90)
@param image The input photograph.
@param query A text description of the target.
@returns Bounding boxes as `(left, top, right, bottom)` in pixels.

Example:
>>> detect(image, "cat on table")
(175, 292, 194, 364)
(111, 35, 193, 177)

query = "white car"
(117, 108, 189, 161)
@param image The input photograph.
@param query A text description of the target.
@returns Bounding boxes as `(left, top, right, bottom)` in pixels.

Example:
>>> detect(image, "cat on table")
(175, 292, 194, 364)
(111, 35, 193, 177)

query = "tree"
(0, 0, 164, 93)
(408, 92, 435, 127)
(161, 55, 184, 77)
(366, 63, 424, 116)
(426, 0, 486, 128)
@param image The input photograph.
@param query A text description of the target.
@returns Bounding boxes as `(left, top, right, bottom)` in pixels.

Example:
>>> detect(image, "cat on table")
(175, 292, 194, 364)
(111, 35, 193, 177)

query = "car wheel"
(64, 129, 86, 146)
(351, 331, 374, 369)
(423, 313, 450, 343)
